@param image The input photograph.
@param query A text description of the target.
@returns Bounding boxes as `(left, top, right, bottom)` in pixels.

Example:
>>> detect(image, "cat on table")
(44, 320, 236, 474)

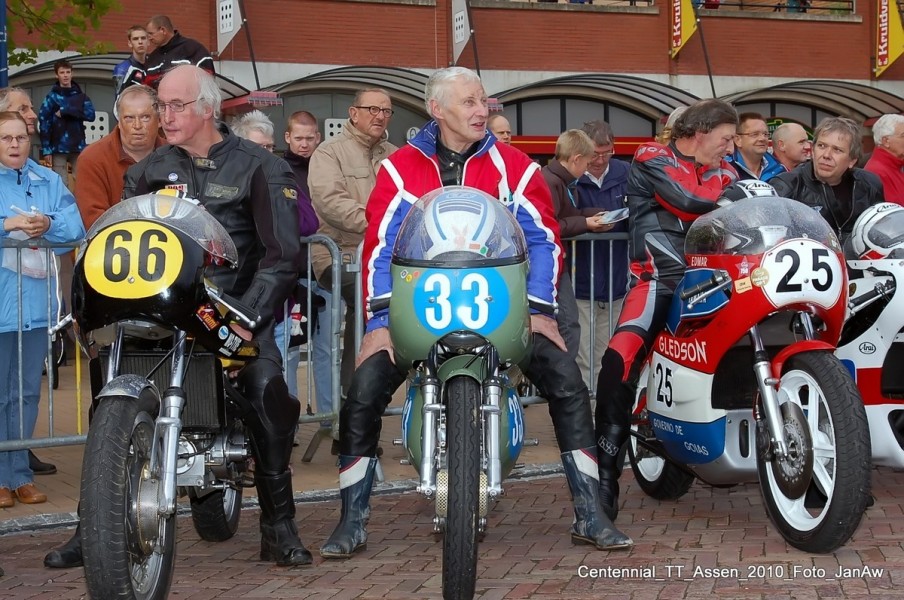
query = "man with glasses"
(69, 86, 164, 229)
(729, 112, 785, 181)
(573, 120, 630, 383)
(308, 89, 397, 413)
(122, 65, 312, 567)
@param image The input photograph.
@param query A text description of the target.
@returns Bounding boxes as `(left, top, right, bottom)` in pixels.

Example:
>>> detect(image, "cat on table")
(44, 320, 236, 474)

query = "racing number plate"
(760, 239, 843, 309)
(84, 221, 184, 299)
(412, 268, 510, 336)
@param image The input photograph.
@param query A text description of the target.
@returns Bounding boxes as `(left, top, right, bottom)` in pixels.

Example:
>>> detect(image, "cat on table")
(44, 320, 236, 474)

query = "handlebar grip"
(219, 291, 263, 331)
(528, 299, 556, 316)
(850, 281, 896, 309)
(679, 273, 728, 301)
(368, 296, 391, 313)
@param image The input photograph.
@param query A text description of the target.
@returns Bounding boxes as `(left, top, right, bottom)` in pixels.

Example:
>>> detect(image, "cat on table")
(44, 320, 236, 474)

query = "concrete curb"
(0, 462, 565, 537)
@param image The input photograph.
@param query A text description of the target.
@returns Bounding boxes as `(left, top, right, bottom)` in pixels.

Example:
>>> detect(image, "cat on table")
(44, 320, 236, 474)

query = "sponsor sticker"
(734, 277, 753, 293)
(167, 172, 179, 182)
(750, 267, 769, 287)
(195, 305, 218, 330)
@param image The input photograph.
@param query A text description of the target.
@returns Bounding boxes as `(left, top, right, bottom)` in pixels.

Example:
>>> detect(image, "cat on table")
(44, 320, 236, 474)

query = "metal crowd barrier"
(0, 239, 82, 453)
(0, 231, 627, 456)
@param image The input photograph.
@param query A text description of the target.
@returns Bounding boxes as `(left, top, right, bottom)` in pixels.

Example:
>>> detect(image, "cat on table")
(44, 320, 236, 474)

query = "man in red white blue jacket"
(319, 66, 632, 560)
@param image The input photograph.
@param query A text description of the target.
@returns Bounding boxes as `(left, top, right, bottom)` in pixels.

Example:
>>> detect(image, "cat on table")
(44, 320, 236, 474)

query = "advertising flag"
(670, 0, 698, 59)
(876, 0, 904, 77)
(217, 0, 244, 54)
(452, 0, 472, 65)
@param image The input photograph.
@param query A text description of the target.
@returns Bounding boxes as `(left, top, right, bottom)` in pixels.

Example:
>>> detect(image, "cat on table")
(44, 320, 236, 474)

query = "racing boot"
(319, 456, 377, 558)
(44, 523, 83, 568)
(562, 449, 633, 551)
(256, 471, 313, 566)
(596, 423, 630, 521)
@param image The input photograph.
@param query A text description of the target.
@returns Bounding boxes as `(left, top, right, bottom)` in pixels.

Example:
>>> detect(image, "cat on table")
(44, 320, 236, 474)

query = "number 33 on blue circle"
(412, 268, 510, 335)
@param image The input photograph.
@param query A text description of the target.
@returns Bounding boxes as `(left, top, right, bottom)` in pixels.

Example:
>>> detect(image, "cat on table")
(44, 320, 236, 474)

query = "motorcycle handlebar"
(679, 271, 731, 302)
(849, 280, 896, 310)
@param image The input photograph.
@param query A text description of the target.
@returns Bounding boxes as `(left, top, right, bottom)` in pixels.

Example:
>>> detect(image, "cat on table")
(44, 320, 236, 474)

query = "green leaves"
(6, 0, 120, 66)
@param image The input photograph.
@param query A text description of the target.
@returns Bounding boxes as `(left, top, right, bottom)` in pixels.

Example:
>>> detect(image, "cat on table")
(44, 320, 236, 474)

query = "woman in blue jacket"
(0, 111, 85, 508)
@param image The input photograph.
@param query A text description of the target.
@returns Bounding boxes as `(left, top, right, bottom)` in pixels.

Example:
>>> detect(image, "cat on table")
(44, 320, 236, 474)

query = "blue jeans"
(0, 329, 46, 489)
(274, 282, 340, 424)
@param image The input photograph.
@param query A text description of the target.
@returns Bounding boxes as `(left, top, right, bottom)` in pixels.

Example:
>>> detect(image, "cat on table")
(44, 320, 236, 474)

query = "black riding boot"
(44, 523, 83, 568)
(256, 471, 313, 566)
(596, 424, 630, 521)
(562, 449, 633, 550)
(319, 456, 377, 558)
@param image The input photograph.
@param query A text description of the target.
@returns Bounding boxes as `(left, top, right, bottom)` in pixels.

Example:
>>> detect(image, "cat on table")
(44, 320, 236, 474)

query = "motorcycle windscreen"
(685, 196, 841, 257)
(82, 192, 238, 266)
(392, 186, 527, 268)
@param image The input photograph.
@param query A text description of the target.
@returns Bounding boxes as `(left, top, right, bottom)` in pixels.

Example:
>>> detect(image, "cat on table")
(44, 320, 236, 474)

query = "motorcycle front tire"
(442, 376, 481, 600)
(81, 396, 175, 600)
(758, 351, 872, 553)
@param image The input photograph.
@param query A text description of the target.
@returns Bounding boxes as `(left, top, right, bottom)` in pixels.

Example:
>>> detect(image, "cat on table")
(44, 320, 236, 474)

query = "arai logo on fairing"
(859, 342, 877, 355)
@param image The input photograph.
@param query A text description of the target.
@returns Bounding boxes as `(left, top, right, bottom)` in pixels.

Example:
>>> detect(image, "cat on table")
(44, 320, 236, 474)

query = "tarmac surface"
(1, 363, 903, 599)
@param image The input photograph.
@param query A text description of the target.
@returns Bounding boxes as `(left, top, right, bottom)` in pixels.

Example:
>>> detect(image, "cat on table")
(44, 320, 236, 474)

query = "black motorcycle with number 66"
(70, 192, 262, 600)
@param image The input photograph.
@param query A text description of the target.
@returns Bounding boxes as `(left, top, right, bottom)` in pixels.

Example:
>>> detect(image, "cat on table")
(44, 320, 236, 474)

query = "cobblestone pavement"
(1, 467, 903, 599)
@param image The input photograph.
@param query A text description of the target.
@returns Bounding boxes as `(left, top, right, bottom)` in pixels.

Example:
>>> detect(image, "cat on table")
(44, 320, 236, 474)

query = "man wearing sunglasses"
(308, 90, 398, 408)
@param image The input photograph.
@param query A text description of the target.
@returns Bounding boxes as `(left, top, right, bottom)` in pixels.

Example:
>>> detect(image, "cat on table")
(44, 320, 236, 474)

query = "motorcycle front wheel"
(757, 351, 872, 553)
(81, 396, 175, 600)
(442, 376, 481, 600)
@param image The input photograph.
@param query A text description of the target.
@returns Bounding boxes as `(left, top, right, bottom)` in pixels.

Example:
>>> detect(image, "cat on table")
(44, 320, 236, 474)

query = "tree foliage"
(6, 0, 120, 66)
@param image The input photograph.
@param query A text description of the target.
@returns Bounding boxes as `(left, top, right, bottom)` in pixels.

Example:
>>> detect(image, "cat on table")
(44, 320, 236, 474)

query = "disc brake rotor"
(769, 402, 814, 499)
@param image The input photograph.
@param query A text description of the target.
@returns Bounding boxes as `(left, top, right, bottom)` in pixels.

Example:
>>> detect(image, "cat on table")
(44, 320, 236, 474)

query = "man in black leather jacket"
(45, 65, 310, 569)
(138, 66, 308, 567)
(770, 117, 884, 243)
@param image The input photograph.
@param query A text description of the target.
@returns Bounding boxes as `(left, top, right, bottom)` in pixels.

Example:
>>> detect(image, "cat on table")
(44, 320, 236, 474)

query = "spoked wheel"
(757, 351, 871, 553)
(628, 384, 695, 500)
(81, 396, 175, 600)
(189, 486, 243, 542)
(442, 376, 481, 600)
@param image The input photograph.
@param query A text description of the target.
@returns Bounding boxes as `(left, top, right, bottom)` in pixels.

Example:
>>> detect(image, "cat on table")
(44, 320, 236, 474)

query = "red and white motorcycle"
(837, 202, 904, 468)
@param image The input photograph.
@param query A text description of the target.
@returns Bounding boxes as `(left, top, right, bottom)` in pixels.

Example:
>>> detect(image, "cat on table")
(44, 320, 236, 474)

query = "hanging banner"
(452, 0, 472, 65)
(217, 0, 244, 54)
(876, 0, 904, 77)
(670, 0, 698, 59)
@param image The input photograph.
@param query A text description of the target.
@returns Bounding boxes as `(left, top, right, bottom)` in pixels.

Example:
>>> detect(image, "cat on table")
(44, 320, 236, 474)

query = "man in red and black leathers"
(319, 66, 632, 560)
(595, 99, 739, 522)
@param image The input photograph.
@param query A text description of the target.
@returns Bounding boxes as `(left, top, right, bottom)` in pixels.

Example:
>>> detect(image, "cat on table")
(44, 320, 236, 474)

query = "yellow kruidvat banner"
(876, 0, 904, 77)
(671, 0, 699, 59)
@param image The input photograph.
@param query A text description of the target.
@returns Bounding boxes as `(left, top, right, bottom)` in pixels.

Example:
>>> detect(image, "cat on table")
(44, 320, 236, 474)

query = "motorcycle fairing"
(647, 412, 725, 464)
(666, 267, 730, 336)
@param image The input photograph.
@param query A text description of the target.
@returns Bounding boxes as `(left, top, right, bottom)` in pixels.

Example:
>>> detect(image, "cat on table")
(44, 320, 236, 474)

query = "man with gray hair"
(319, 66, 632, 561)
(121, 65, 313, 567)
(308, 88, 397, 405)
(771, 116, 884, 240)
(865, 114, 904, 205)
(770, 122, 811, 173)
(0, 87, 38, 135)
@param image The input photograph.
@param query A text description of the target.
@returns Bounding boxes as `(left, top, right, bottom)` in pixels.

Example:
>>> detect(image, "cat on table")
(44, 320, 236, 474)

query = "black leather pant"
(339, 333, 595, 457)
(237, 324, 301, 476)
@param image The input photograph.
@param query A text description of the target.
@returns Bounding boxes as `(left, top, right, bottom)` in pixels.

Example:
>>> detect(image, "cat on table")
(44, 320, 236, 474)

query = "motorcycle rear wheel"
(442, 376, 481, 600)
(758, 351, 871, 553)
(628, 386, 695, 500)
(82, 396, 175, 600)
(189, 486, 243, 542)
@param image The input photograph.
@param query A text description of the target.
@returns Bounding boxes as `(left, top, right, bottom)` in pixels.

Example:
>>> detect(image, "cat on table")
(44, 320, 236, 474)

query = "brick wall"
(12, 0, 903, 83)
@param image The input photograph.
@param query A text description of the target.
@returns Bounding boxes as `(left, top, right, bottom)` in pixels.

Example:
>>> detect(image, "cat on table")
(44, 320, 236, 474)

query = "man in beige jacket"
(308, 89, 397, 399)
